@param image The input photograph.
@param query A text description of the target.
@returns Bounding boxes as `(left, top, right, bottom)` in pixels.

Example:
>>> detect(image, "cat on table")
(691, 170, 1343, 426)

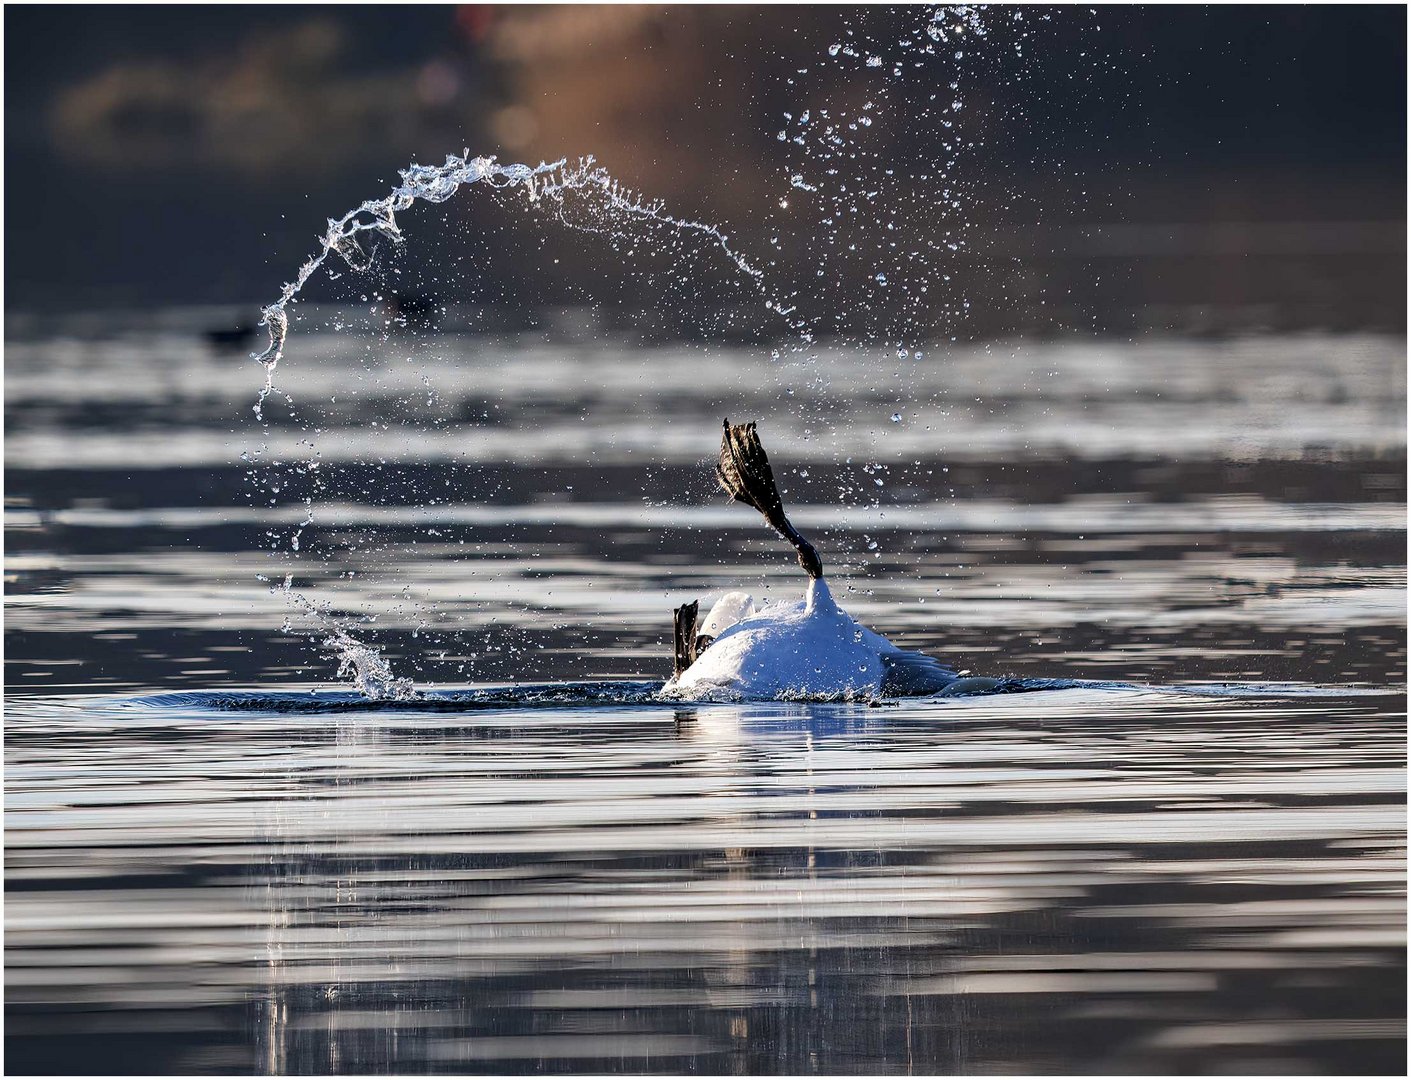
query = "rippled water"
(5, 318, 1407, 1073)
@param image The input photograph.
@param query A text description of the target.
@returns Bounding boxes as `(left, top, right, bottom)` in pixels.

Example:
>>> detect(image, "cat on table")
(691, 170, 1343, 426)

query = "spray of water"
(323, 627, 418, 702)
(251, 151, 790, 418)
(249, 5, 1092, 698)
(258, 573, 419, 701)
(250, 151, 805, 694)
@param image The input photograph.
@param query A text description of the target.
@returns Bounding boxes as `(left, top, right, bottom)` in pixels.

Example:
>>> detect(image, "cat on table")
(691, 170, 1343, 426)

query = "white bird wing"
(699, 591, 760, 639)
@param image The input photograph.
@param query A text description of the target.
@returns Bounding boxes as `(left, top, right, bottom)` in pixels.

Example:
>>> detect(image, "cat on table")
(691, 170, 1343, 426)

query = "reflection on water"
(5, 690, 1405, 1074)
(5, 321, 1407, 1072)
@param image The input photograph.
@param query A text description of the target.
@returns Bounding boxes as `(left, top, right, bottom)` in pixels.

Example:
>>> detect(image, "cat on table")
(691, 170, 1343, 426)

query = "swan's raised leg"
(672, 601, 700, 677)
(716, 419, 823, 579)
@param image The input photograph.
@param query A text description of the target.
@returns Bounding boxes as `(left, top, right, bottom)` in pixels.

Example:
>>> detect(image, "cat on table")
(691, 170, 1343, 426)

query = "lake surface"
(5, 316, 1406, 1073)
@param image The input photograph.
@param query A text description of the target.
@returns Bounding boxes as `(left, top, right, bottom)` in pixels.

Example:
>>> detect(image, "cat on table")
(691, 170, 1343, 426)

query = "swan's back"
(878, 648, 958, 696)
(665, 579, 957, 701)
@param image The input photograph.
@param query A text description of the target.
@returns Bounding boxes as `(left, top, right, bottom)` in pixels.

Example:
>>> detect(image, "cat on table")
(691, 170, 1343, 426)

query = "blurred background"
(5, 3, 1406, 334)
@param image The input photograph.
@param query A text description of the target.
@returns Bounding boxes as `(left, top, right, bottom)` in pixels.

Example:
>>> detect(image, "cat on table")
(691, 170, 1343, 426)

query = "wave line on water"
(108, 678, 1389, 716)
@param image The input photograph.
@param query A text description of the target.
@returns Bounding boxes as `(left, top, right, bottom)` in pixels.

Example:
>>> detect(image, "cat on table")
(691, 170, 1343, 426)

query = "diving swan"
(663, 420, 997, 701)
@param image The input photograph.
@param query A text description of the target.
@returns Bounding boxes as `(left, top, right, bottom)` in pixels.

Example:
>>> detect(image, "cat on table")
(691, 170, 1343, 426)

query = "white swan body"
(663, 578, 957, 701)
(665, 419, 989, 702)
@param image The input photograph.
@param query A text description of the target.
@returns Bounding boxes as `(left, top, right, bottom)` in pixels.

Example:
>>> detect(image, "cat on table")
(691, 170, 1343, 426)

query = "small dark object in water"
(386, 292, 442, 328)
(717, 419, 823, 579)
(204, 325, 257, 351)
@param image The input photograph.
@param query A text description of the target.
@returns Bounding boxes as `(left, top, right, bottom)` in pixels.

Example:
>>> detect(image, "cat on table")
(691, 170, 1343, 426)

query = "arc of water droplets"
(251, 151, 793, 416)
(249, 149, 809, 695)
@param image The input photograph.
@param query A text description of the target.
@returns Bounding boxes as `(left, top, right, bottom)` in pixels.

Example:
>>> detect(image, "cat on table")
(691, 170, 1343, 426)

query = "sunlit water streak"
(7, 331, 1403, 470)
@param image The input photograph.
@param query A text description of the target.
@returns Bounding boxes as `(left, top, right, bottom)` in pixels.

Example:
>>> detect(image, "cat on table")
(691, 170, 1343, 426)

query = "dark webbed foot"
(717, 419, 823, 579)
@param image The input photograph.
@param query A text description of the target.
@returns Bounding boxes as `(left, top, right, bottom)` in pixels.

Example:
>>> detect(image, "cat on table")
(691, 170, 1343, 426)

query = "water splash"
(322, 627, 418, 702)
(260, 573, 418, 701)
(249, 149, 807, 695)
(772, 4, 1099, 572)
(247, 7, 1097, 699)
(251, 151, 781, 417)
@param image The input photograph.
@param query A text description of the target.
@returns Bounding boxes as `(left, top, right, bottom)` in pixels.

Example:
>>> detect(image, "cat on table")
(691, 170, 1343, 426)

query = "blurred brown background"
(5, 4, 1405, 336)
